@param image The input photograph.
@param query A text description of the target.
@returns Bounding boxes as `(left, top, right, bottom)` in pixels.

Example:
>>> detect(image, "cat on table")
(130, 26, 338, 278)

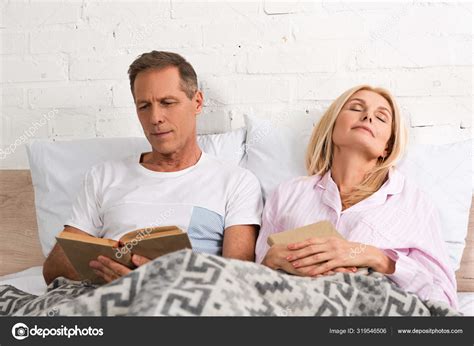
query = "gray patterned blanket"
(0, 250, 460, 316)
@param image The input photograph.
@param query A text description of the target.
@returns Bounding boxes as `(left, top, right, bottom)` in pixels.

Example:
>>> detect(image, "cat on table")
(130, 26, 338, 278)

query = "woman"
(255, 85, 458, 309)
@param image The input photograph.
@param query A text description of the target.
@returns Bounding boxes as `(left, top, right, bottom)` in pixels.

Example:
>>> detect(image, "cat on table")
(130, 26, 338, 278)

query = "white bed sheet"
(457, 292, 474, 316)
(0, 266, 46, 296)
(1, 267, 473, 316)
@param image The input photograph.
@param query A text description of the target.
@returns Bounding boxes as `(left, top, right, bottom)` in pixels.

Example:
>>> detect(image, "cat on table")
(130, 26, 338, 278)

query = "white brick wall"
(0, 0, 472, 174)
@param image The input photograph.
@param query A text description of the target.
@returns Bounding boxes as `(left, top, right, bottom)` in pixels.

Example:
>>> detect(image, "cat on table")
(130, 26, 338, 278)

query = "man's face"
(133, 67, 203, 156)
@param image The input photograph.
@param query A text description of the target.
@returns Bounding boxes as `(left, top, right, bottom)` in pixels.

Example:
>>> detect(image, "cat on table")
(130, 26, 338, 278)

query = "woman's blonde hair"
(305, 85, 408, 209)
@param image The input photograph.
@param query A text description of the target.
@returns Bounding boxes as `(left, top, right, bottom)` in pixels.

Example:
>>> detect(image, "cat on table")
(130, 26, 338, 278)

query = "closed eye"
(161, 100, 176, 106)
(376, 112, 389, 123)
(138, 104, 149, 110)
(349, 101, 364, 112)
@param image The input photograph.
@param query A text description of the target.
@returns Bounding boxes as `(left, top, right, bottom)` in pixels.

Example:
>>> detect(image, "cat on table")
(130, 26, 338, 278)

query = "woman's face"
(332, 89, 393, 160)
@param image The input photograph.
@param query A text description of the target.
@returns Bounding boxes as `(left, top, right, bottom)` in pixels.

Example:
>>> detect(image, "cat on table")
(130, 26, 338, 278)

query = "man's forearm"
(224, 248, 255, 261)
(222, 225, 258, 261)
(43, 244, 80, 285)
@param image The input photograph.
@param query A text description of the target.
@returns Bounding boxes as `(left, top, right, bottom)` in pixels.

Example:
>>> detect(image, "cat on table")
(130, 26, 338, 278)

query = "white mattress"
(457, 292, 474, 316)
(0, 266, 47, 296)
(1, 267, 473, 316)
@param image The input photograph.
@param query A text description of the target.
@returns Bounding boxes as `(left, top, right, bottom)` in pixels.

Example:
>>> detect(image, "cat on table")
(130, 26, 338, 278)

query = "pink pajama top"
(255, 168, 458, 309)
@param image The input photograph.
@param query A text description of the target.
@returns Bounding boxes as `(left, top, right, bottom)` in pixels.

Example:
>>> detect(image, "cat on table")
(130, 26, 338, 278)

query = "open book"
(56, 226, 192, 284)
(268, 221, 369, 275)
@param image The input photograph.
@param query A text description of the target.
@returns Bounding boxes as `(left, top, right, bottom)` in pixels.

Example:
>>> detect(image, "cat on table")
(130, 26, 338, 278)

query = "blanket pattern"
(0, 250, 459, 316)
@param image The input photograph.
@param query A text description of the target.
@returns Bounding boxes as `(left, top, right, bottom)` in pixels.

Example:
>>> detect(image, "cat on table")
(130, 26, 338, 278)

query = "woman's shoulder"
(392, 167, 437, 212)
(268, 175, 320, 200)
(278, 175, 319, 190)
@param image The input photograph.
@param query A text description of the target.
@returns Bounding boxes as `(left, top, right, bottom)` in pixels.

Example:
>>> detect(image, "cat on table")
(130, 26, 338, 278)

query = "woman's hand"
(262, 244, 357, 277)
(262, 244, 299, 274)
(286, 236, 395, 276)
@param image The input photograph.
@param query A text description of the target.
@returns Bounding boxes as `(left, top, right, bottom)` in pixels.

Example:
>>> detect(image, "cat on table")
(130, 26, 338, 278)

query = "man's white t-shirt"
(65, 152, 263, 255)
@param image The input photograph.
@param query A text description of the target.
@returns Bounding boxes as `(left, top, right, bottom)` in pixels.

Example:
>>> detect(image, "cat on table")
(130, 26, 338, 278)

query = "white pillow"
(243, 114, 472, 271)
(243, 113, 313, 200)
(27, 128, 247, 257)
(397, 141, 472, 271)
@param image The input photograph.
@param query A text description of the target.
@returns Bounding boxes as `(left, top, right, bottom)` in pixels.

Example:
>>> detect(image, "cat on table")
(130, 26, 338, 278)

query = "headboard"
(457, 203, 474, 292)
(0, 170, 45, 275)
(0, 170, 472, 291)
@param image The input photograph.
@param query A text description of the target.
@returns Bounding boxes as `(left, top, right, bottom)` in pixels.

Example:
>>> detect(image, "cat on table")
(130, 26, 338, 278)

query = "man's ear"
(194, 90, 203, 115)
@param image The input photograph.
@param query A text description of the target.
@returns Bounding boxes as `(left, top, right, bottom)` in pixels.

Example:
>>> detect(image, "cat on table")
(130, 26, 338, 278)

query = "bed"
(0, 169, 472, 316)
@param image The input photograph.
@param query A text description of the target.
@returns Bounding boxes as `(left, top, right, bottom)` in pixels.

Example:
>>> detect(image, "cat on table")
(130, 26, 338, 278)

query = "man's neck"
(331, 147, 377, 195)
(141, 142, 202, 173)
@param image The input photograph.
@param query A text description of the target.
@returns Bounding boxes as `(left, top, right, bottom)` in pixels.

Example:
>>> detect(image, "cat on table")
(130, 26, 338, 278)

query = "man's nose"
(150, 105, 165, 124)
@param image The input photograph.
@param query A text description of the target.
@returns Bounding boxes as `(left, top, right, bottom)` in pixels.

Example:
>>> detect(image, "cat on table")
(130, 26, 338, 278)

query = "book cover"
(56, 226, 192, 284)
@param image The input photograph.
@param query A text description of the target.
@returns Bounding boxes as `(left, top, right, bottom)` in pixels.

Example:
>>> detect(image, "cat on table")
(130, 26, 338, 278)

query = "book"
(56, 226, 192, 284)
(267, 221, 369, 275)
(267, 221, 343, 246)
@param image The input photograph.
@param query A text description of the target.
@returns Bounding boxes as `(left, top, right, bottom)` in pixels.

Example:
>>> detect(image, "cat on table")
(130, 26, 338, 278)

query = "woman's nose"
(361, 113, 373, 123)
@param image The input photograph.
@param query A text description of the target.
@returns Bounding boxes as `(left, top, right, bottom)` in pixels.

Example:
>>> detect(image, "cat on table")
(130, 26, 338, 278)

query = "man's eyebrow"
(135, 96, 178, 104)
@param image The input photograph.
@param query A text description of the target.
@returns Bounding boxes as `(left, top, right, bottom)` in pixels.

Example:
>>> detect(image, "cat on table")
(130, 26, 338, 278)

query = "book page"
(119, 226, 182, 243)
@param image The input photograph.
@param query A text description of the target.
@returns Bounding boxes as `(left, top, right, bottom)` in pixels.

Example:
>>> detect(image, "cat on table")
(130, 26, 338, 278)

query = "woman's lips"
(353, 126, 374, 137)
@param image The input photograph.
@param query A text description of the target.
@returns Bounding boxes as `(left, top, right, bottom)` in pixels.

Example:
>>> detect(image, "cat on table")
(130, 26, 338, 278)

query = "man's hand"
(89, 254, 151, 283)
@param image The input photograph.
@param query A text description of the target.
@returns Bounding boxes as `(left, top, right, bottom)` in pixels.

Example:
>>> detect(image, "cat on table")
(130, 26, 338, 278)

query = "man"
(43, 51, 263, 284)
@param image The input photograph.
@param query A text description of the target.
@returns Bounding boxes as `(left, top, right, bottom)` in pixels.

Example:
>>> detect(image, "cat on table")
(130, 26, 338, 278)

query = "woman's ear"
(382, 142, 392, 159)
